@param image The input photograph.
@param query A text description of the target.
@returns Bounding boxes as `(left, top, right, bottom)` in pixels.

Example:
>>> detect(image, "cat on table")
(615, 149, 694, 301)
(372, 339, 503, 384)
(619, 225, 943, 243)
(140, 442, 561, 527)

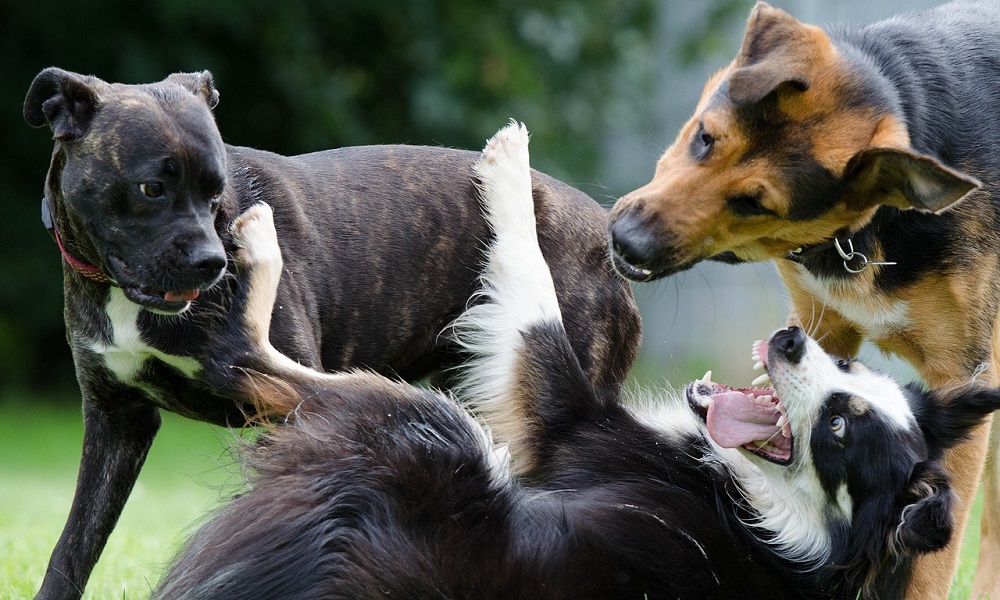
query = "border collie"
(153, 123, 1000, 600)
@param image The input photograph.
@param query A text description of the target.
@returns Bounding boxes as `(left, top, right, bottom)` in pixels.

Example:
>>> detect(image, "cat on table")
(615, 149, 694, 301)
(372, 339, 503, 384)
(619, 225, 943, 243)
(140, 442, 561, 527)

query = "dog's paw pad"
(231, 203, 280, 268)
(480, 120, 529, 167)
(474, 121, 536, 237)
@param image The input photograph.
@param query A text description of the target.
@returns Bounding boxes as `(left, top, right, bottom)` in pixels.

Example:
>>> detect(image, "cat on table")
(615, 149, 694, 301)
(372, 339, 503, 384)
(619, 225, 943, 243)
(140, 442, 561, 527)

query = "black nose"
(772, 326, 806, 364)
(609, 210, 657, 267)
(188, 247, 227, 282)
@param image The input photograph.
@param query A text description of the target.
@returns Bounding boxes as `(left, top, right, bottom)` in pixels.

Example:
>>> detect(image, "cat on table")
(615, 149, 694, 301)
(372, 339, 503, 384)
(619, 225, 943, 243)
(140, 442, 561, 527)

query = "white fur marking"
(90, 288, 202, 384)
(793, 265, 911, 339)
(450, 122, 560, 472)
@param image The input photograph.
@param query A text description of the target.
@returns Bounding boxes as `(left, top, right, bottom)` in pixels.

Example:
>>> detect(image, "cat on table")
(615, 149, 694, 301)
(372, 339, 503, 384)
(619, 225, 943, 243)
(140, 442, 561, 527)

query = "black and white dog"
(154, 123, 1000, 600)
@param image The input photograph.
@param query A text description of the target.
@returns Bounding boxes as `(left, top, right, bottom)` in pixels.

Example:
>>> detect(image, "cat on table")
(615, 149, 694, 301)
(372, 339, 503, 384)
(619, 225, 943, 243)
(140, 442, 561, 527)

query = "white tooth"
(752, 361, 764, 372)
(776, 414, 787, 428)
(701, 370, 713, 384)
(752, 373, 771, 387)
(757, 395, 773, 407)
(782, 423, 792, 438)
(746, 393, 755, 401)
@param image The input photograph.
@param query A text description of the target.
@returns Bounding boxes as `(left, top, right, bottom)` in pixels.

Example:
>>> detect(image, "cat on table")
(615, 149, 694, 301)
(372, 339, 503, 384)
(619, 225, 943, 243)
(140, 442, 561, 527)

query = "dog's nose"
(609, 211, 657, 267)
(772, 326, 806, 364)
(189, 247, 227, 282)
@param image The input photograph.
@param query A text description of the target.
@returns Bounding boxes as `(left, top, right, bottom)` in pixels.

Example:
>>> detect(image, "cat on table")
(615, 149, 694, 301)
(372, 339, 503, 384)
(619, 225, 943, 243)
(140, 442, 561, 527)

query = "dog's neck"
(42, 197, 110, 284)
(785, 228, 895, 277)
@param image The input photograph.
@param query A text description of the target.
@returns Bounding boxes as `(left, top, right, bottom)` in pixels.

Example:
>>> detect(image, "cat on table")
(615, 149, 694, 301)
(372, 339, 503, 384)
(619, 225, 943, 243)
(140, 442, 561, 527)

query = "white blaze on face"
(768, 335, 917, 442)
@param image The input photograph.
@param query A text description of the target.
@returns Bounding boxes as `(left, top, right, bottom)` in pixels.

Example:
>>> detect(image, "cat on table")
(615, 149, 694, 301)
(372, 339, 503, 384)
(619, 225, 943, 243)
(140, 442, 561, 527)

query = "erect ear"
(910, 382, 1000, 453)
(23, 67, 104, 142)
(842, 147, 980, 213)
(164, 70, 220, 109)
(892, 461, 954, 553)
(727, 2, 815, 105)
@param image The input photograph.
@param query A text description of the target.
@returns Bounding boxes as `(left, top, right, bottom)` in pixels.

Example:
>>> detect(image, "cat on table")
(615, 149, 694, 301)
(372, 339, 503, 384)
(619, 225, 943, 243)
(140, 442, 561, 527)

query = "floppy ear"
(727, 2, 813, 105)
(892, 461, 954, 553)
(23, 67, 104, 142)
(842, 147, 981, 213)
(165, 70, 220, 109)
(910, 383, 1000, 453)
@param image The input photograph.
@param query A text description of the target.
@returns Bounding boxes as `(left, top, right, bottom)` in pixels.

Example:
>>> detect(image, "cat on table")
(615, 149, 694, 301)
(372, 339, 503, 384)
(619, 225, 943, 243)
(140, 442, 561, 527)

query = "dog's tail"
(449, 120, 599, 476)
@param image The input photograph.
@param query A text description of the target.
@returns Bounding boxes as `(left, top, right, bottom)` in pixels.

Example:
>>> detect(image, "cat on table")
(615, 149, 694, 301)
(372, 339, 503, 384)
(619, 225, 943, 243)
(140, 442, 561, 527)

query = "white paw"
(231, 203, 282, 274)
(474, 120, 536, 241)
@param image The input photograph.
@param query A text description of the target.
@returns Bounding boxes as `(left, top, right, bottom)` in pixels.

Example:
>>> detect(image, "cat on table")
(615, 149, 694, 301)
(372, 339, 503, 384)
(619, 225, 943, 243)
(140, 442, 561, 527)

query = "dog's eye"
(830, 415, 847, 438)
(727, 192, 774, 217)
(835, 358, 852, 373)
(139, 182, 164, 198)
(691, 123, 714, 160)
(209, 189, 223, 212)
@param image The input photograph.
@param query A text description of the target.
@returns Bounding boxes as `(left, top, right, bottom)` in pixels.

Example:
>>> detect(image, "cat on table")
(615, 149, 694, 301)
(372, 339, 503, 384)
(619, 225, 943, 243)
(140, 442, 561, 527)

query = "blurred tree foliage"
(0, 0, 740, 397)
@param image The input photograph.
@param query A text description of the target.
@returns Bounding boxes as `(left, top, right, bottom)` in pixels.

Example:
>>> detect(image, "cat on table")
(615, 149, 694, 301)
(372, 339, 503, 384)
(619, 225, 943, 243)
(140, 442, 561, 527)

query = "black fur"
(154, 319, 1000, 600)
(796, 2, 1000, 285)
(23, 68, 640, 600)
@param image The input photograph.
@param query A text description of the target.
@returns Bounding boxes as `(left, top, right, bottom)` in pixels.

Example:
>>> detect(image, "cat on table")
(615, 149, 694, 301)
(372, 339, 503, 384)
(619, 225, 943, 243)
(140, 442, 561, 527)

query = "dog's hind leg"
(451, 121, 598, 476)
(199, 203, 355, 414)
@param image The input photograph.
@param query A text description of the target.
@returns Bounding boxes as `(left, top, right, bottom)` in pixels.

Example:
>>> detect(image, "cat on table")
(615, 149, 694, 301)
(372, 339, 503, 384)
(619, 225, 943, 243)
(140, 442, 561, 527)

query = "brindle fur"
(609, 2, 1000, 598)
(24, 68, 640, 600)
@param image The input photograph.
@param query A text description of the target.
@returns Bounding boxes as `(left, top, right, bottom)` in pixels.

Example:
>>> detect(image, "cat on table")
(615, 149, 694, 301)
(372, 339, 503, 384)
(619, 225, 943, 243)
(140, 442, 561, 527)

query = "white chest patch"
(89, 288, 202, 384)
(795, 268, 910, 340)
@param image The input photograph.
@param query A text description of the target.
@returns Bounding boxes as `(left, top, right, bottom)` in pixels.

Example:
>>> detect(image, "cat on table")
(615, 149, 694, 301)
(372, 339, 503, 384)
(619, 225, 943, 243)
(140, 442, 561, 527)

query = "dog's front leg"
(36, 390, 160, 600)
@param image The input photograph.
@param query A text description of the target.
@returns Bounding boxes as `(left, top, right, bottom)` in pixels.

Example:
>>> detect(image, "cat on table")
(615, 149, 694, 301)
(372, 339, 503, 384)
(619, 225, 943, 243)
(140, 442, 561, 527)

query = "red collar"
(43, 198, 110, 284)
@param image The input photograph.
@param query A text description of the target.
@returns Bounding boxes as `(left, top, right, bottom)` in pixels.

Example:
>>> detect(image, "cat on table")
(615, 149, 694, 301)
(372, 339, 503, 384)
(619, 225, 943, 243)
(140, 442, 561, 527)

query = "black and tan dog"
(609, 2, 1000, 597)
(23, 68, 640, 600)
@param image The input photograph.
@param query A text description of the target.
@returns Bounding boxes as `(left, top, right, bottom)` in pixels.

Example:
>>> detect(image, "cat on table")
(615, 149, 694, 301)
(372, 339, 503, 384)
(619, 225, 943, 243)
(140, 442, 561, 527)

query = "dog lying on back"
(153, 123, 1000, 600)
(608, 2, 1000, 596)
(23, 69, 639, 600)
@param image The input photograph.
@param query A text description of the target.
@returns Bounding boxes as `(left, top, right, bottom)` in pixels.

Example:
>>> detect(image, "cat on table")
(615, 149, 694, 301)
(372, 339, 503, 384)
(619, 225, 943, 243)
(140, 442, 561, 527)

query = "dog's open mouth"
(122, 286, 201, 313)
(611, 253, 661, 282)
(108, 255, 206, 314)
(687, 340, 793, 465)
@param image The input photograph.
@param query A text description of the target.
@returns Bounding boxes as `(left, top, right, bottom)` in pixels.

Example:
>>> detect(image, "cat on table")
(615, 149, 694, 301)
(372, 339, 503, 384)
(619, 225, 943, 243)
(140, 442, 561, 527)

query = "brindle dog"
(23, 68, 640, 600)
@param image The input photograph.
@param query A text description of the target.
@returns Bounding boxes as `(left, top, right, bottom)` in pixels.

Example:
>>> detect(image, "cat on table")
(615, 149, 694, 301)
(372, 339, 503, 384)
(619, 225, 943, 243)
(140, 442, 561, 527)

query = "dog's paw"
(231, 203, 282, 273)
(474, 120, 535, 241)
(229, 202, 281, 267)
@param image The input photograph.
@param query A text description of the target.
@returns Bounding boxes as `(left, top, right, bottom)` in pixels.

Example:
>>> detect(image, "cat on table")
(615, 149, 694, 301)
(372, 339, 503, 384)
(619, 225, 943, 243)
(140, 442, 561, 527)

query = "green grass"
(0, 394, 985, 598)
(0, 397, 244, 599)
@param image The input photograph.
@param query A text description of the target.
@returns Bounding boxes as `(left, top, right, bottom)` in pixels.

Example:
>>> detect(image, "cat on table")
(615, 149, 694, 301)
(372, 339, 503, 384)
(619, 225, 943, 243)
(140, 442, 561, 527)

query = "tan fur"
(613, 3, 1000, 597)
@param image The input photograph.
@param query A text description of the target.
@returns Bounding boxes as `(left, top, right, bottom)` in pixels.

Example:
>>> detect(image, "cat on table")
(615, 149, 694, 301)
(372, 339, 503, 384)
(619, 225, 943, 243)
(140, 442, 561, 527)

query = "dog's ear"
(909, 382, 1000, 453)
(727, 2, 813, 105)
(165, 71, 220, 110)
(24, 67, 104, 142)
(842, 146, 980, 214)
(891, 461, 954, 553)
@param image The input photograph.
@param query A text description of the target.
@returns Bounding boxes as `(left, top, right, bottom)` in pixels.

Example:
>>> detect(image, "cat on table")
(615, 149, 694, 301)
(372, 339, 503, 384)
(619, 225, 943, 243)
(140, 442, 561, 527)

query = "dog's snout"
(610, 208, 658, 267)
(188, 246, 227, 282)
(773, 326, 806, 364)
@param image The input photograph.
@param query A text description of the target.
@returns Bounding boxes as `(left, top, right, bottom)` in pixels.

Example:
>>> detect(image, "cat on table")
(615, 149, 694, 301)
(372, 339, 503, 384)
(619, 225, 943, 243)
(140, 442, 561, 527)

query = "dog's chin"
(121, 285, 195, 315)
(107, 255, 218, 316)
(610, 253, 692, 282)
(707, 251, 746, 265)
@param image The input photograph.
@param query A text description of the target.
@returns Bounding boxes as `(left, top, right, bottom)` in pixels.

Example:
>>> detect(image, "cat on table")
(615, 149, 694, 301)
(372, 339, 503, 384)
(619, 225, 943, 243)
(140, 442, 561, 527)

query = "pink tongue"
(164, 290, 200, 303)
(706, 390, 782, 448)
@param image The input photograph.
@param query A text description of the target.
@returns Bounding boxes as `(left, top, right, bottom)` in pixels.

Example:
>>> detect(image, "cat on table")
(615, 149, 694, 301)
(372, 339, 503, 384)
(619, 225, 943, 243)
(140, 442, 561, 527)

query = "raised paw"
(231, 203, 282, 275)
(474, 120, 537, 242)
